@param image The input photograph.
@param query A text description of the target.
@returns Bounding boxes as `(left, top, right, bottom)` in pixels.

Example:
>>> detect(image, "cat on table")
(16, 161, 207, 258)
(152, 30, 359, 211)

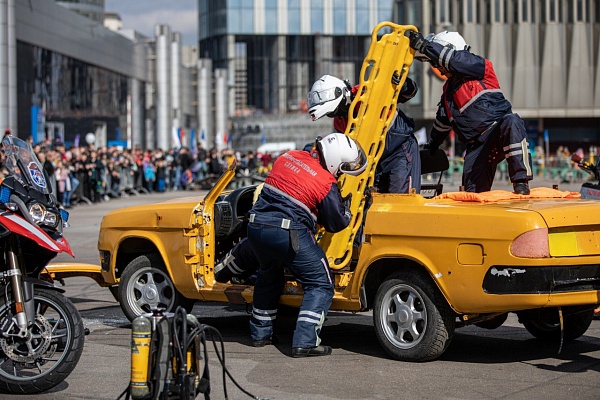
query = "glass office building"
(199, 0, 395, 114)
(200, 0, 600, 153)
(17, 43, 129, 145)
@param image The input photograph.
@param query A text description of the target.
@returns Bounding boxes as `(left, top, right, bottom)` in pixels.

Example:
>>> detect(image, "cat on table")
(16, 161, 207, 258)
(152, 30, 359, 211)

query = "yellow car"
(48, 23, 600, 362)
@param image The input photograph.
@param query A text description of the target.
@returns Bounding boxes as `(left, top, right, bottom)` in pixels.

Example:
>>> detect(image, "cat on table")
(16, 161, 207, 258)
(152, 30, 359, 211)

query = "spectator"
(55, 160, 72, 208)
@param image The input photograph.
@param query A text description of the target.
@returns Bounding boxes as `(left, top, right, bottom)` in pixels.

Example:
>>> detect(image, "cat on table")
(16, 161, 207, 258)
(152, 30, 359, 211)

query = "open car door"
(188, 159, 238, 289)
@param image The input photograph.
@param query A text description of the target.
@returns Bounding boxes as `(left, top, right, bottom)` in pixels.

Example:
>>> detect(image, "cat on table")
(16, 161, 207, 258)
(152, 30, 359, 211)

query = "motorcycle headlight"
(43, 211, 58, 227)
(28, 202, 59, 227)
(28, 202, 46, 224)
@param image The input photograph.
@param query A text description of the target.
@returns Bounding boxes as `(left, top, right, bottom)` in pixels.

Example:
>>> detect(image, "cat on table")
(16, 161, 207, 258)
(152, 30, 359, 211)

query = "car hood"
(100, 196, 202, 230)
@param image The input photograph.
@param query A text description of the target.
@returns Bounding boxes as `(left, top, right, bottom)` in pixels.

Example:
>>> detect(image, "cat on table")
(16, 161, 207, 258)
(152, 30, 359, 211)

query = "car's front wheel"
(373, 270, 455, 362)
(118, 254, 195, 321)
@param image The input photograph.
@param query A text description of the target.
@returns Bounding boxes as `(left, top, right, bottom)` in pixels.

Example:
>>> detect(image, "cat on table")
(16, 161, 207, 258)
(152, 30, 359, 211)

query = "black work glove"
(342, 193, 352, 209)
(407, 31, 427, 53)
(423, 140, 440, 156)
(391, 71, 400, 86)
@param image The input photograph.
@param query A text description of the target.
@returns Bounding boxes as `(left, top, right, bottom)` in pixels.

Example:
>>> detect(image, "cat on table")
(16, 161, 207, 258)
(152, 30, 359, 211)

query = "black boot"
(252, 335, 279, 347)
(291, 345, 332, 358)
(513, 180, 530, 195)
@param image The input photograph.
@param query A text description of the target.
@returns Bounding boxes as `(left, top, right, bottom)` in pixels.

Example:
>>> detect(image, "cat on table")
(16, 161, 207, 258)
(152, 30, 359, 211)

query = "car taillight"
(510, 228, 550, 258)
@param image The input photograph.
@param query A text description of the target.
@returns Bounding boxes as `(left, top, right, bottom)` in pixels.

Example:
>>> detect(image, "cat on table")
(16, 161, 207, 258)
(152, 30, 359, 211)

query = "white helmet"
(431, 31, 470, 51)
(415, 31, 470, 61)
(316, 133, 368, 178)
(307, 75, 352, 121)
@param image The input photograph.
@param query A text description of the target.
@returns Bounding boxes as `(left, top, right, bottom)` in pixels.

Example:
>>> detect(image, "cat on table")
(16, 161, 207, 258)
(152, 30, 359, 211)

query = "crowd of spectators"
(0, 134, 274, 210)
(2, 133, 595, 210)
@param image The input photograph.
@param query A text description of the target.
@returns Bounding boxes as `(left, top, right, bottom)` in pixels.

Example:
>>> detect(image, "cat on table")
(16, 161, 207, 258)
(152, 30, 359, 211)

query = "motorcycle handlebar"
(571, 154, 600, 181)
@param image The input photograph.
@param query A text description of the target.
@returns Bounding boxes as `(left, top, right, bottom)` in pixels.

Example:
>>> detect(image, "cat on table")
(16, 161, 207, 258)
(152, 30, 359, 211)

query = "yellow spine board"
(318, 22, 417, 269)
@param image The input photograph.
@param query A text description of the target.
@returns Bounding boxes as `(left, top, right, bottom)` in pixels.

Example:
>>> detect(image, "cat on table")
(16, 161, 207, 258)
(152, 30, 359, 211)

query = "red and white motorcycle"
(571, 153, 600, 200)
(0, 135, 84, 393)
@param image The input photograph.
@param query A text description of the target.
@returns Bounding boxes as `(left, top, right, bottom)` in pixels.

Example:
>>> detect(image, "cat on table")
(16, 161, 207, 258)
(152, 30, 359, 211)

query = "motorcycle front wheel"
(0, 287, 85, 394)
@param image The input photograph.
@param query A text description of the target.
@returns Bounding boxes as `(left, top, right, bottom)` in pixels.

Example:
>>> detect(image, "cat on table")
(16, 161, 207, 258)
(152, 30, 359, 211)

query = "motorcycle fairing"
(0, 212, 73, 257)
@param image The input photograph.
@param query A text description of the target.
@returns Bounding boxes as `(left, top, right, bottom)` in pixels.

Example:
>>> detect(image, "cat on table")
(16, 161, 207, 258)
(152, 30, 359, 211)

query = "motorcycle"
(571, 153, 600, 199)
(0, 135, 84, 393)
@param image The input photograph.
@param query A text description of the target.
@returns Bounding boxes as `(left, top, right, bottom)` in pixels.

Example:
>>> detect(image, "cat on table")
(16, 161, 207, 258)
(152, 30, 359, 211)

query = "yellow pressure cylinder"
(130, 315, 152, 399)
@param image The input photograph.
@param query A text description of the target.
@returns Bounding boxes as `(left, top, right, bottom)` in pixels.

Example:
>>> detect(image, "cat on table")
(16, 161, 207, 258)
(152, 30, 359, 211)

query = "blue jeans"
(247, 223, 334, 349)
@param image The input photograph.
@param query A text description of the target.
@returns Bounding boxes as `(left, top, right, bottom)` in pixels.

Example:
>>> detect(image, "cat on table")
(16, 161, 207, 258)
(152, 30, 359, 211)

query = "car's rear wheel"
(520, 307, 594, 341)
(118, 254, 195, 321)
(373, 270, 455, 362)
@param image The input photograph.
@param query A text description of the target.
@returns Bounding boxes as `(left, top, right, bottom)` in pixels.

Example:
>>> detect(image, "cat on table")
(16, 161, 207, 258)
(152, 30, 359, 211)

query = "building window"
(486, 0, 507, 23)
(333, 0, 347, 34)
(541, 0, 562, 22)
(514, 0, 534, 22)
(311, 0, 324, 33)
(460, 0, 478, 24)
(406, 0, 422, 25)
(265, 0, 278, 33)
(356, 0, 370, 34)
(378, 1, 394, 23)
(568, 0, 588, 22)
(288, 0, 301, 34)
(436, 0, 453, 24)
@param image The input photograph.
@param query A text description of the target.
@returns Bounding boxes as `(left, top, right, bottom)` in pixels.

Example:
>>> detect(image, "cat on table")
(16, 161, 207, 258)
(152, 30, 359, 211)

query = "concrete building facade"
(0, 0, 198, 150)
(395, 0, 600, 153)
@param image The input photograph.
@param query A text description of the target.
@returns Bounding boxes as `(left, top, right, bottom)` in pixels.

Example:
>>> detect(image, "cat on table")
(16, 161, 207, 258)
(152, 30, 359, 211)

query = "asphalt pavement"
(3, 176, 600, 400)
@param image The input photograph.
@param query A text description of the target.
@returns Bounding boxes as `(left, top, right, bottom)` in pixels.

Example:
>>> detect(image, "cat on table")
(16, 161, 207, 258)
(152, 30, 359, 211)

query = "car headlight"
(28, 202, 59, 228)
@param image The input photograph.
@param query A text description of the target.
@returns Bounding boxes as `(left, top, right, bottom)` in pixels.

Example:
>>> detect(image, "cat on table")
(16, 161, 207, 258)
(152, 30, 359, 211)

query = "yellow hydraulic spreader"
(317, 22, 417, 270)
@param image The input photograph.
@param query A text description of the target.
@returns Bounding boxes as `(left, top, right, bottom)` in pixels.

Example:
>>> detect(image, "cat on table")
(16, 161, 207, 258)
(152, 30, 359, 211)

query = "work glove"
(342, 193, 353, 209)
(391, 71, 401, 86)
(343, 79, 353, 91)
(423, 140, 440, 156)
(407, 31, 428, 53)
(398, 77, 418, 103)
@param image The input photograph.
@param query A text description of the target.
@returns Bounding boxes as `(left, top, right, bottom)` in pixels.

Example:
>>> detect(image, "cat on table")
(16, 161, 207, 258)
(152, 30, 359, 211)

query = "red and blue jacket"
(423, 42, 512, 145)
(249, 150, 351, 234)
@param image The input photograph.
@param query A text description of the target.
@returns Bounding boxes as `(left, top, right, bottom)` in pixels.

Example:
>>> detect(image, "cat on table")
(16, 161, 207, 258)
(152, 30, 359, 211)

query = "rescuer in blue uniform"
(307, 74, 421, 193)
(407, 30, 533, 194)
(247, 133, 367, 357)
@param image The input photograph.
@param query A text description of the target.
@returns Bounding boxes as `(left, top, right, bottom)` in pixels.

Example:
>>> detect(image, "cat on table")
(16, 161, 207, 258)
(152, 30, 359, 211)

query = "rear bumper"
(483, 264, 600, 294)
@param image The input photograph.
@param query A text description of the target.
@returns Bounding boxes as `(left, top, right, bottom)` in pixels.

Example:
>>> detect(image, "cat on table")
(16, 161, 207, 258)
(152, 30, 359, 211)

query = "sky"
(104, 1, 198, 46)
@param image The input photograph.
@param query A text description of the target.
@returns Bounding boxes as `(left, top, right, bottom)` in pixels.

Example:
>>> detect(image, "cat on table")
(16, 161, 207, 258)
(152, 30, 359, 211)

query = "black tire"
(373, 270, 455, 362)
(521, 308, 594, 341)
(118, 254, 195, 321)
(0, 288, 85, 394)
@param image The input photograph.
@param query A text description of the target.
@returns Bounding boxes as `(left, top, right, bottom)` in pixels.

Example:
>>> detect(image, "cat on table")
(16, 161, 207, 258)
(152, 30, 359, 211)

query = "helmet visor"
(307, 86, 342, 108)
(339, 141, 368, 176)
